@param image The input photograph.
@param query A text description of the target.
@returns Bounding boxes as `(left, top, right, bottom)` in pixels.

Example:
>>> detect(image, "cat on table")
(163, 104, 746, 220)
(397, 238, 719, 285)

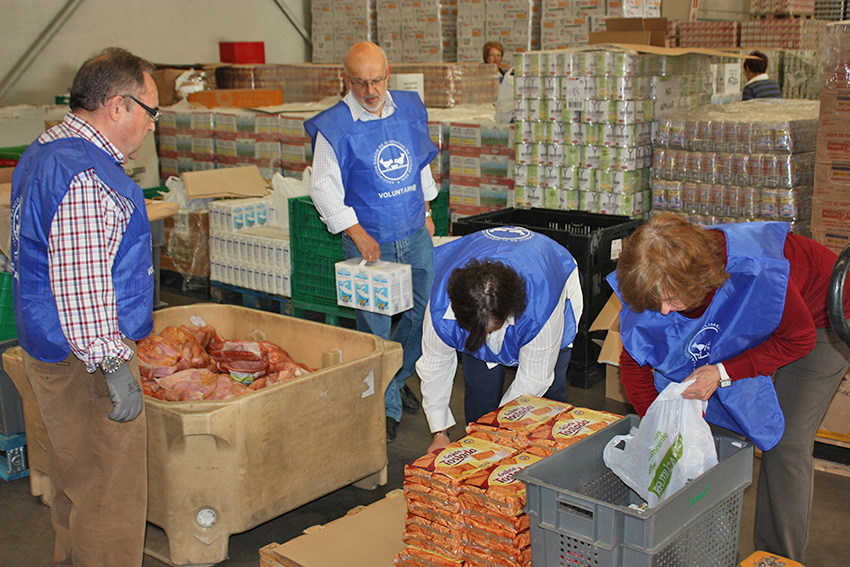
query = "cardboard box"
(4, 304, 403, 566)
(816, 116, 850, 164)
(589, 17, 668, 47)
(219, 41, 266, 64)
(187, 88, 283, 108)
(181, 165, 268, 199)
(811, 197, 850, 236)
(259, 491, 406, 567)
(151, 67, 187, 106)
(588, 293, 628, 404)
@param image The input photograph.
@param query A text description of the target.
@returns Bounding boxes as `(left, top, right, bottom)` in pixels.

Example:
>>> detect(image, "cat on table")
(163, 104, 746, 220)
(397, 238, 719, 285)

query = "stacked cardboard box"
(812, 21, 850, 253)
(279, 112, 320, 179)
(158, 107, 217, 179)
(652, 99, 818, 231)
(750, 0, 815, 15)
(511, 48, 712, 218)
(378, 0, 458, 63)
(448, 120, 515, 222)
(678, 21, 740, 48)
(214, 108, 282, 179)
(740, 17, 827, 49)
(393, 63, 500, 107)
(311, 0, 378, 63)
(158, 107, 283, 182)
(456, 0, 541, 63)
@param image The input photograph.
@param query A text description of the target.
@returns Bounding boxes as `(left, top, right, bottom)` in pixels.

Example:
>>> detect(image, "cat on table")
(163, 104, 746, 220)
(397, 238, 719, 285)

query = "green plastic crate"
(0, 145, 28, 167)
(288, 196, 354, 314)
(143, 186, 168, 200)
(0, 272, 16, 342)
(432, 190, 449, 236)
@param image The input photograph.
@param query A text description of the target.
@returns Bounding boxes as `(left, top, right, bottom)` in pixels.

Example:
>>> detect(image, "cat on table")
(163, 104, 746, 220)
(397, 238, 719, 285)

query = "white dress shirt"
(416, 269, 583, 433)
(310, 90, 438, 234)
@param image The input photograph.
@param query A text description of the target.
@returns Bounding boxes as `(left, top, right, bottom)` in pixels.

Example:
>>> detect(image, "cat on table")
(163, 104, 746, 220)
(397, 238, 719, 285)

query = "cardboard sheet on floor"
(259, 491, 406, 567)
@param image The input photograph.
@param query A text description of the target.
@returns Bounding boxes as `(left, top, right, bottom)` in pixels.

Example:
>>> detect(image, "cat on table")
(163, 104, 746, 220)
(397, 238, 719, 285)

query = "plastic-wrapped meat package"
(209, 340, 267, 375)
(137, 325, 216, 378)
(154, 368, 250, 401)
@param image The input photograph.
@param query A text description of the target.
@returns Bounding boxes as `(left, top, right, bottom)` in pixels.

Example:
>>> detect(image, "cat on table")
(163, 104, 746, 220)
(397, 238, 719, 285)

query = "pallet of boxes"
(812, 21, 850, 461)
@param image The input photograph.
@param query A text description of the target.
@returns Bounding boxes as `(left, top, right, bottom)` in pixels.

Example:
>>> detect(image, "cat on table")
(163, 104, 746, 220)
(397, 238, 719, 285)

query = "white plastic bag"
(603, 379, 719, 508)
(271, 168, 311, 233)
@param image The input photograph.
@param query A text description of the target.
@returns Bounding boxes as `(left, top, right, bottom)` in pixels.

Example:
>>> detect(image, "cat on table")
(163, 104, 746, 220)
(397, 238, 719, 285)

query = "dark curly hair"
(69, 47, 156, 113)
(447, 258, 527, 352)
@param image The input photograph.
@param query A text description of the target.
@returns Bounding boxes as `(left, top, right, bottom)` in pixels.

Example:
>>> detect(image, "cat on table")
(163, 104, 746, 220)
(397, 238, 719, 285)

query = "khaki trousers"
(23, 344, 147, 567)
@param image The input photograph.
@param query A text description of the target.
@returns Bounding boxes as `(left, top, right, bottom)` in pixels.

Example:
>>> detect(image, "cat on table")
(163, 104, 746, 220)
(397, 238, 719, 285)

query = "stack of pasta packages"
(394, 396, 621, 567)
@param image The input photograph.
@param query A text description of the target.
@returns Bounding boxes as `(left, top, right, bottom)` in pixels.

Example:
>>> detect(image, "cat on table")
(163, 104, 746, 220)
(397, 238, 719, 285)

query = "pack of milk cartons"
(208, 197, 292, 296)
(335, 259, 413, 315)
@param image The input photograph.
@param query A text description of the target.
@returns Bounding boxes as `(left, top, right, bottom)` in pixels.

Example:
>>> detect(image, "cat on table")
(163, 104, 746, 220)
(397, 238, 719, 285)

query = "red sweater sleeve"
(619, 347, 657, 417)
(722, 278, 816, 380)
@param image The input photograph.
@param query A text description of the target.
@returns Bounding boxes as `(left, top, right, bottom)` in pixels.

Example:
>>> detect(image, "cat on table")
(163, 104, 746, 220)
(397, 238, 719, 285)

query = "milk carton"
(370, 262, 413, 315)
(334, 258, 413, 314)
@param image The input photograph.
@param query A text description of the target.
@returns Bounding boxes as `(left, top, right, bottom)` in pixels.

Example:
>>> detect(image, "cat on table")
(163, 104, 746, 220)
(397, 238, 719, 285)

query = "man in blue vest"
(11, 48, 156, 567)
(306, 42, 440, 443)
(416, 227, 583, 453)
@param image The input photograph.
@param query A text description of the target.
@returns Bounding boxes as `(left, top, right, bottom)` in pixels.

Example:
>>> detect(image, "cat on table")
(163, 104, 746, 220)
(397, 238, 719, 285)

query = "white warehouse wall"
(0, 0, 312, 106)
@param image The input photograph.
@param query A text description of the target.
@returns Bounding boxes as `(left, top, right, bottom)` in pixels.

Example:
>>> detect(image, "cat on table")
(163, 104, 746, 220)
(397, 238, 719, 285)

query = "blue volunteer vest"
(11, 137, 154, 362)
(430, 226, 581, 365)
(304, 91, 439, 243)
(608, 222, 789, 451)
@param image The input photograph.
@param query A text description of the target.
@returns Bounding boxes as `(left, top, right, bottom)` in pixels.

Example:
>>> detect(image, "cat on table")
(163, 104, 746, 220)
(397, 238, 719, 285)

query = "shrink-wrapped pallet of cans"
(651, 98, 819, 233)
(511, 48, 712, 218)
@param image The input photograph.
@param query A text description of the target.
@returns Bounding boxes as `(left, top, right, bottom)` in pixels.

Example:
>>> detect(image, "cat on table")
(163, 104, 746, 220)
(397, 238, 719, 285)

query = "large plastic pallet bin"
(516, 414, 753, 567)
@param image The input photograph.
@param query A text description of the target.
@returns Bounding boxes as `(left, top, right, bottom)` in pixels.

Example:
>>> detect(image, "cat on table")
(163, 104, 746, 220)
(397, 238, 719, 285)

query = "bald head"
(343, 41, 390, 115)
(344, 41, 388, 76)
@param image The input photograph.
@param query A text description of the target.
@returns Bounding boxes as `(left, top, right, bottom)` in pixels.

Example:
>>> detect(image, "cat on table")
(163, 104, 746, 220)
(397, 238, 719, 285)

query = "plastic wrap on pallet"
(678, 21, 740, 48)
(392, 63, 500, 107)
(740, 18, 827, 50)
(511, 47, 712, 217)
(750, 0, 815, 14)
(821, 21, 850, 90)
(652, 99, 818, 231)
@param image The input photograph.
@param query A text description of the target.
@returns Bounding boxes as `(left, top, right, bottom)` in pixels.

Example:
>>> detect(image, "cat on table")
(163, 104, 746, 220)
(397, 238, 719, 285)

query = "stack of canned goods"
(511, 48, 712, 217)
(651, 99, 818, 232)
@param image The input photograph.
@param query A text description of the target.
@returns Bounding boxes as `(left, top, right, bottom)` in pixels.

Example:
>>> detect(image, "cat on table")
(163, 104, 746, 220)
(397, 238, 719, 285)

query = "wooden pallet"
(210, 280, 291, 316)
(751, 12, 816, 19)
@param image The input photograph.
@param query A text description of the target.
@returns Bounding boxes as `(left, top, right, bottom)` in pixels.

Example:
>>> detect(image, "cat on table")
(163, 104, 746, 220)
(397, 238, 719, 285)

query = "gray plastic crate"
(516, 414, 753, 567)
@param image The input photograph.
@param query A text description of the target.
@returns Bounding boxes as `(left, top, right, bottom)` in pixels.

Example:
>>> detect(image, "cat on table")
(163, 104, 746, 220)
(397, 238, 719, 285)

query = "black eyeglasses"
(122, 94, 160, 123)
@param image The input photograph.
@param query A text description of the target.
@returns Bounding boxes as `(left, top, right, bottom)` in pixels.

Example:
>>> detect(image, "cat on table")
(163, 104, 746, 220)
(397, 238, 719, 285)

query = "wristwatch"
(718, 363, 732, 388)
(433, 430, 449, 438)
(425, 210, 432, 218)
(100, 356, 126, 374)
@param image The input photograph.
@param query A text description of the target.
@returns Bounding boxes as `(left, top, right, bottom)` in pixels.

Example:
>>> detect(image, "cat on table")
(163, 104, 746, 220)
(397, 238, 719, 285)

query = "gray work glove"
(104, 364, 143, 422)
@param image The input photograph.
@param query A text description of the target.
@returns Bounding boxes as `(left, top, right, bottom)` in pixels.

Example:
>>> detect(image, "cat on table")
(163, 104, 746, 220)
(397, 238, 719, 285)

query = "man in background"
(11, 47, 157, 566)
(742, 51, 782, 100)
(305, 41, 439, 443)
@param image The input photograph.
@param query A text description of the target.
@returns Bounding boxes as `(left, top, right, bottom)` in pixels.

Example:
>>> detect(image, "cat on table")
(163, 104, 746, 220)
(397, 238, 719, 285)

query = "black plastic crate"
(453, 208, 641, 388)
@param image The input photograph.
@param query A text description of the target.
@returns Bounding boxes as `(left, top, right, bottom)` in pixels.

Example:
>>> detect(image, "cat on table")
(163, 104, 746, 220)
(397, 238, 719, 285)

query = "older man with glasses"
(306, 41, 439, 443)
(11, 47, 157, 566)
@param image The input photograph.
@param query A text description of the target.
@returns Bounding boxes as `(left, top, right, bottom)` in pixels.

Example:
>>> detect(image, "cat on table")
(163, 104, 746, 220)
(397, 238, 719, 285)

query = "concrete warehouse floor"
(1, 285, 849, 567)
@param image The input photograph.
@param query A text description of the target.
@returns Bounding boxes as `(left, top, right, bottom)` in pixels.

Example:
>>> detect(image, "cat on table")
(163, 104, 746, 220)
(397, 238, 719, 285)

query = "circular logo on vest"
(482, 226, 534, 242)
(687, 323, 720, 363)
(374, 141, 411, 183)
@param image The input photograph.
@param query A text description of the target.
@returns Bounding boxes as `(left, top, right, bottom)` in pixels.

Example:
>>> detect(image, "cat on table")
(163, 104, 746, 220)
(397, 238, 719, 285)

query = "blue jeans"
(342, 226, 434, 422)
(461, 347, 572, 425)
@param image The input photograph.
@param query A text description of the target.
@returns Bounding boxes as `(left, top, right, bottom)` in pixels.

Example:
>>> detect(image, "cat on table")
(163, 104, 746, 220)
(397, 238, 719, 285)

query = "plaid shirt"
(36, 112, 135, 371)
